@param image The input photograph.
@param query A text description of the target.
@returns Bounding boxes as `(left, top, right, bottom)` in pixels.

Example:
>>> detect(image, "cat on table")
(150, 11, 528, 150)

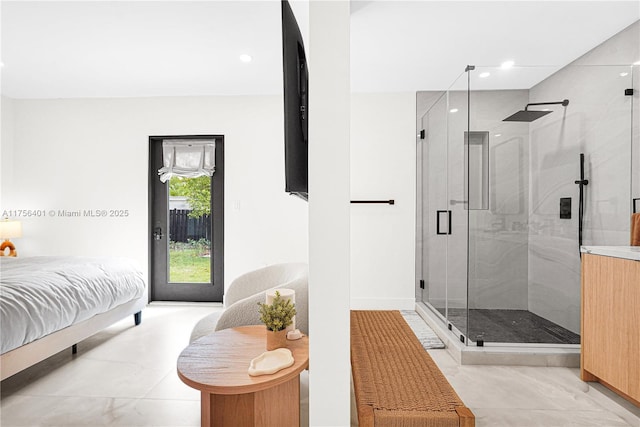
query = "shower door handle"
(436, 210, 452, 235)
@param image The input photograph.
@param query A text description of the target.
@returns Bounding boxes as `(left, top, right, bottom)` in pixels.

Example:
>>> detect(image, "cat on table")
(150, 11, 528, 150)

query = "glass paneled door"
(149, 135, 224, 302)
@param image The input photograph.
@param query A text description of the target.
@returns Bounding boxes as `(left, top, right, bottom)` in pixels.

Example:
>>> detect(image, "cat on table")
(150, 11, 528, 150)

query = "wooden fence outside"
(169, 209, 211, 243)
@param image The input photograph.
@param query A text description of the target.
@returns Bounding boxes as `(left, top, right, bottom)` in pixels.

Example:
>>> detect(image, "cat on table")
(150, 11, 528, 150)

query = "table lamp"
(0, 219, 22, 257)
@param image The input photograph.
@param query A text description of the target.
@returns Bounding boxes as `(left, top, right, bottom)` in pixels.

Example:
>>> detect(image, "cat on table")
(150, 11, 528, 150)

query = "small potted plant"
(258, 290, 297, 350)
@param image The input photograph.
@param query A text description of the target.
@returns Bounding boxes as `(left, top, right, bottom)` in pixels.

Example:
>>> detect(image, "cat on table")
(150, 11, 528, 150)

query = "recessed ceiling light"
(620, 72, 629, 77)
(494, 134, 502, 137)
(449, 108, 459, 113)
(239, 54, 252, 63)
(479, 72, 491, 78)
(501, 60, 515, 69)
(541, 108, 551, 111)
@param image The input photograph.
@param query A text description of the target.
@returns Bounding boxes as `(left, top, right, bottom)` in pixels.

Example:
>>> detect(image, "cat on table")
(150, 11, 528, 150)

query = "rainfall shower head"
(503, 99, 569, 122)
(503, 110, 553, 122)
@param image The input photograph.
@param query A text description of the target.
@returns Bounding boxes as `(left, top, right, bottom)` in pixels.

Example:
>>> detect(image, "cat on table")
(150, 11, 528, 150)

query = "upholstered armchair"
(190, 262, 308, 343)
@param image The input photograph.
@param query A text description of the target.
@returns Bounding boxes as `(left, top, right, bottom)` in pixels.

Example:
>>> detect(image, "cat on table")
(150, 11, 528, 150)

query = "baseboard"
(350, 297, 415, 310)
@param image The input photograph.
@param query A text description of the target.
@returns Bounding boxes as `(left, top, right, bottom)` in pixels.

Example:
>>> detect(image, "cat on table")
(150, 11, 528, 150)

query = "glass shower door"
(419, 80, 471, 343)
(420, 94, 448, 318)
(445, 76, 470, 342)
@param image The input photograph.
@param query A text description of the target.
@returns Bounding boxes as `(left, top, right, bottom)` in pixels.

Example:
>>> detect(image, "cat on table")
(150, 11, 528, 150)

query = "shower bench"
(350, 310, 475, 427)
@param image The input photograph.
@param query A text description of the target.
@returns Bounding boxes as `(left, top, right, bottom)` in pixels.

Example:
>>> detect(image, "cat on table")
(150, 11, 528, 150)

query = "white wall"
(2, 90, 419, 310)
(308, 1, 351, 425)
(0, 96, 15, 204)
(0, 95, 308, 291)
(350, 92, 416, 309)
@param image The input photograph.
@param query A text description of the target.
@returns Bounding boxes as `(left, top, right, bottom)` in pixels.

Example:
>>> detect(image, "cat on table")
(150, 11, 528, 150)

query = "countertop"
(580, 246, 640, 261)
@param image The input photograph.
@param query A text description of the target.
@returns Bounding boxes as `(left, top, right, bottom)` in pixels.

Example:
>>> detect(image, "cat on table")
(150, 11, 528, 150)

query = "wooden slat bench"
(351, 310, 475, 427)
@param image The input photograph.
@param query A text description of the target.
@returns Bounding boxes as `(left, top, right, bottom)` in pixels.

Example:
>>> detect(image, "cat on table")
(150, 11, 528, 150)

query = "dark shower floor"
(434, 308, 581, 344)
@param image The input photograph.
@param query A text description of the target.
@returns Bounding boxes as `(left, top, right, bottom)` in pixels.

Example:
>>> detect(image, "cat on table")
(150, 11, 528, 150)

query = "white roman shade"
(158, 139, 215, 183)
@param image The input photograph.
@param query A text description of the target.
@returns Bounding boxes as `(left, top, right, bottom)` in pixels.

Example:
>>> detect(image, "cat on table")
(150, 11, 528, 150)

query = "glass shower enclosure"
(416, 63, 635, 346)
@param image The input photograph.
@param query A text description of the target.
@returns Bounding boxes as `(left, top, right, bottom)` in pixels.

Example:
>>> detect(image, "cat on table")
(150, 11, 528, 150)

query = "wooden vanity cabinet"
(581, 252, 640, 406)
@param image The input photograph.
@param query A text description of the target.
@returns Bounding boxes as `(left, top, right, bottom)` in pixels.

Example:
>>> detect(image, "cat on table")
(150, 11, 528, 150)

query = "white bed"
(0, 256, 147, 380)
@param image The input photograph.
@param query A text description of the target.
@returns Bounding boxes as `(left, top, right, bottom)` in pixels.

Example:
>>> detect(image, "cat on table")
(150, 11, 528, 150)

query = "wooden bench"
(351, 310, 475, 427)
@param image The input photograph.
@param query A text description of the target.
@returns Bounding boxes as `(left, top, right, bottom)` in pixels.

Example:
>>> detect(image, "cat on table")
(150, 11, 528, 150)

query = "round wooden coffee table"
(177, 325, 309, 427)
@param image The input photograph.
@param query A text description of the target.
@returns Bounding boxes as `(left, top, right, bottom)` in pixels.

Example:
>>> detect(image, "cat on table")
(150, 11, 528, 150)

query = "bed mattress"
(0, 256, 146, 354)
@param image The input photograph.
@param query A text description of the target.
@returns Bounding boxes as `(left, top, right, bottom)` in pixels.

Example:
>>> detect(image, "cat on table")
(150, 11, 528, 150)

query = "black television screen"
(281, 0, 308, 201)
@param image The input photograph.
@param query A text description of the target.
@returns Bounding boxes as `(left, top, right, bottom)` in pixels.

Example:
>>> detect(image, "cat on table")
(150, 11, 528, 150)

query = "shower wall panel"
(528, 21, 638, 334)
(467, 90, 530, 310)
(446, 90, 470, 311)
(573, 21, 639, 217)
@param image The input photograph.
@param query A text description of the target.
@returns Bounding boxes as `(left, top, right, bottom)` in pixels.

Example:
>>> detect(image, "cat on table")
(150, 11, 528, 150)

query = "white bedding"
(0, 256, 146, 354)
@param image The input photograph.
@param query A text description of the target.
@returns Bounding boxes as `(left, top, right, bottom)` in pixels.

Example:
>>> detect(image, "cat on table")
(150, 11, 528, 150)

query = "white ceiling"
(1, 1, 638, 99)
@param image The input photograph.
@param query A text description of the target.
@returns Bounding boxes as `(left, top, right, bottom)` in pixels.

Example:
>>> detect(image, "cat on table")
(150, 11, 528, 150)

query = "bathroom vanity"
(580, 246, 640, 406)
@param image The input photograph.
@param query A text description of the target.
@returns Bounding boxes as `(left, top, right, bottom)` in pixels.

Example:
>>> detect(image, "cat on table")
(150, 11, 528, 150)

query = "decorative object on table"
(264, 288, 304, 340)
(247, 348, 294, 376)
(265, 288, 296, 330)
(258, 290, 297, 350)
(0, 219, 22, 257)
(286, 329, 303, 340)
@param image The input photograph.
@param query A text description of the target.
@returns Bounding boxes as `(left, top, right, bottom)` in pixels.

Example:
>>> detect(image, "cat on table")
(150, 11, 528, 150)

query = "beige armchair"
(190, 262, 308, 343)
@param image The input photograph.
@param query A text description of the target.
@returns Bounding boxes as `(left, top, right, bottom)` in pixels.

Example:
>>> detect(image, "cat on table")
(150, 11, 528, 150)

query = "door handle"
(153, 227, 163, 241)
(436, 210, 452, 235)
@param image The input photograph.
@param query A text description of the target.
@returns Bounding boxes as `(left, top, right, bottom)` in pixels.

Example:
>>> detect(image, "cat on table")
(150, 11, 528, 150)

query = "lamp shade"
(0, 220, 22, 239)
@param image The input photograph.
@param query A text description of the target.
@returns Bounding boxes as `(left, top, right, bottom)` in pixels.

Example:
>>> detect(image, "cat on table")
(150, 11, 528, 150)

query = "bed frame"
(1, 296, 147, 381)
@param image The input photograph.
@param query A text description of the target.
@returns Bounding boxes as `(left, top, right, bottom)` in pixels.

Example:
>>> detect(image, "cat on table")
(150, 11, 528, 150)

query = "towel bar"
(351, 200, 395, 205)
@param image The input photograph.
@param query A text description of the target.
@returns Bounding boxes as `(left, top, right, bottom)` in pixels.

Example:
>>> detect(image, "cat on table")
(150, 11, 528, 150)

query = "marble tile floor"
(423, 349, 640, 427)
(1, 304, 228, 427)
(1, 305, 638, 427)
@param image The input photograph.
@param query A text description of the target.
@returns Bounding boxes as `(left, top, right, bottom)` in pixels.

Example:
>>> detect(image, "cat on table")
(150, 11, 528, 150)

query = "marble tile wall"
(528, 21, 639, 334)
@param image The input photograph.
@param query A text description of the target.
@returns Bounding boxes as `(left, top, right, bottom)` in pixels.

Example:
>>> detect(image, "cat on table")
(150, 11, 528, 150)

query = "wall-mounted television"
(281, 0, 308, 201)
